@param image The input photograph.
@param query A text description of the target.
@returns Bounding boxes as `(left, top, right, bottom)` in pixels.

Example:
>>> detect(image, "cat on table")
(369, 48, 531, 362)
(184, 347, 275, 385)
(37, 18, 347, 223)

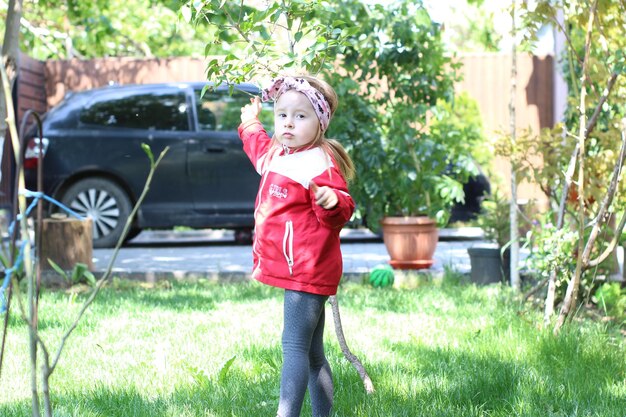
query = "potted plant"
(375, 100, 482, 269)
(468, 189, 511, 284)
(323, 3, 484, 269)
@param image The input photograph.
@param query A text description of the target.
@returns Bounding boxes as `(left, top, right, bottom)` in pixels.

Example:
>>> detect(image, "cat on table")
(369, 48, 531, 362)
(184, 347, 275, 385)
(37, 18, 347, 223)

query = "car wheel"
(61, 178, 132, 248)
(125, 227, 142, 242)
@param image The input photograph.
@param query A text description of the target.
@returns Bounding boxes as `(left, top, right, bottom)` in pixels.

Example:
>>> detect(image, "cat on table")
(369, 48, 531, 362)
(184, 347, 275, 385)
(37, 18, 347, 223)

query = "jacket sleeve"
(309, 166, 355, 230)
(238, 120, 272, 173)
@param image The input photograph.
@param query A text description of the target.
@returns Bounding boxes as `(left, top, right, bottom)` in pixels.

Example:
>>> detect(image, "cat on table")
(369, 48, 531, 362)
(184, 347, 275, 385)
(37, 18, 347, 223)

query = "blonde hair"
(296, 75, 355, 182)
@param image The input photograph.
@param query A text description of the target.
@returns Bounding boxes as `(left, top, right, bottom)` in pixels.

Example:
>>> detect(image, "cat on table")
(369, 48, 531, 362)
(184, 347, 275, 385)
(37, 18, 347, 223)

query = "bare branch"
(547, 11, 583, 70)
(554, 0, 598, 334)
(329, 295, 375, 394)
(586, 123, 626, 268)
(222, 7, 259, 54)
(49, 148, 169, 372)
(544, 140, 578, 325)
(581, 123, 626, 266)
(585, 72, 619, 138)
(524, 276, 548, 302)
(587, 211, 626, 268)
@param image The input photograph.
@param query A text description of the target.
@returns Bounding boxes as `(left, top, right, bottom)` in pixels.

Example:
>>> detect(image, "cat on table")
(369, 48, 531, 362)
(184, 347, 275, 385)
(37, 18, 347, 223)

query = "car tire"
(60, 178, 132, 248)
(125, 227, 142, 242)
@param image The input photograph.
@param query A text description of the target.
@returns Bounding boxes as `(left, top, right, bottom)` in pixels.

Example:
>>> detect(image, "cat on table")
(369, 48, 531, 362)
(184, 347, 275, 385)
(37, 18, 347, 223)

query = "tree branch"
(544, 140, 578, 326)
(49, 148, 169, 373)
(329, 295, 374, 394)
(586, 122, 626, 268)
(585, 72, 618, 138)
(587, 211, 626, 269)
(524, 276, 548, 302)
(554, 0, 598, 335)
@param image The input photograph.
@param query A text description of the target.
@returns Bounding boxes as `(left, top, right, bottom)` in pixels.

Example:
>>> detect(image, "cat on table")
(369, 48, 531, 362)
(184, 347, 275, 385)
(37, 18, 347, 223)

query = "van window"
(80, 91, 189, 131)
(195, 88, 274, 131)
(194, 89, 251, 131)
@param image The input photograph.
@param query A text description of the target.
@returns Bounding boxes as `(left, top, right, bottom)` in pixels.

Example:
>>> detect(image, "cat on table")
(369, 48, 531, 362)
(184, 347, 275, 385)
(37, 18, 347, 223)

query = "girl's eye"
(296, 114, 305, 119)
(277, 113, 286, 118)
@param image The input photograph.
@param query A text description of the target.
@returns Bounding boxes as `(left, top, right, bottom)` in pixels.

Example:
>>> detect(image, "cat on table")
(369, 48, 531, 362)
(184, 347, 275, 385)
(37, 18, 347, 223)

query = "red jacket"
(238, 120, 355, 295)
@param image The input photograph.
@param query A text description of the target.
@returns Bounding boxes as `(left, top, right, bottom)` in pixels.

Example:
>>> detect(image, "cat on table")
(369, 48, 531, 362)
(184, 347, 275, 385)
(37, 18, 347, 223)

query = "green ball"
(369, 265, 395, 288)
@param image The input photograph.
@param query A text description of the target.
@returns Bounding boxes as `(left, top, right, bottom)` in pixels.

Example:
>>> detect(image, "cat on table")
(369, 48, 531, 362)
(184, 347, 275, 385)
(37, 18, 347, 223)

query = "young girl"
(238, 75, 355, 417)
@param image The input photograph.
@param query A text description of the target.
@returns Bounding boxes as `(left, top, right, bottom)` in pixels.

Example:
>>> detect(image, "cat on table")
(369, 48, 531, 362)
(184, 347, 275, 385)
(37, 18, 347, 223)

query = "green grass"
(1, 275, 624, 417)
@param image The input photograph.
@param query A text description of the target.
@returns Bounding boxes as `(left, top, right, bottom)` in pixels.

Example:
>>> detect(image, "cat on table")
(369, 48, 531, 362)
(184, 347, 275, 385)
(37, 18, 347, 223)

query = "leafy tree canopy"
(0, 0, 214, 59)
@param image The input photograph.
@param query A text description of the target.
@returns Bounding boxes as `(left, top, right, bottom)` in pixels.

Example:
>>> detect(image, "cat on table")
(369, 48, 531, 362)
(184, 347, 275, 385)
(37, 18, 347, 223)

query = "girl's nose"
(284, 117, 294, 128)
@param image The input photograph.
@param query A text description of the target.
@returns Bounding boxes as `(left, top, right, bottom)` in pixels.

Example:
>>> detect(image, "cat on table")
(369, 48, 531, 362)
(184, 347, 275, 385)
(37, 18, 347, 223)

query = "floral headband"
(261, 77, 332, 132)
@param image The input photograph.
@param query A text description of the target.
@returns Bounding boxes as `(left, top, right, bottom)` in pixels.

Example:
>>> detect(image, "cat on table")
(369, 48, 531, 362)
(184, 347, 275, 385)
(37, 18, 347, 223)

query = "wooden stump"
(39, 216, 94, 271)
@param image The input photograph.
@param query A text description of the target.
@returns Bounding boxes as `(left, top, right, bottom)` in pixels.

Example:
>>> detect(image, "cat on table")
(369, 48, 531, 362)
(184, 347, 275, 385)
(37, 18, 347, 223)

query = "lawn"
(0, 273, 624, 417)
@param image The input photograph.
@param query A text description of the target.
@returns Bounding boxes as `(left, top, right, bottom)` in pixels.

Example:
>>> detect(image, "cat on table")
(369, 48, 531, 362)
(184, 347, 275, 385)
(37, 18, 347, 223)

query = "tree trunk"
(39, 216, 94, 271)
(509, 0, 520, 291)
(1, 0, 23, 185)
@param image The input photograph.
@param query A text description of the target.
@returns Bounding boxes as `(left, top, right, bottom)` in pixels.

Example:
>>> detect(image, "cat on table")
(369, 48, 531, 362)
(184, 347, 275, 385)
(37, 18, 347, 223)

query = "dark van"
(24, 82, 272, 247)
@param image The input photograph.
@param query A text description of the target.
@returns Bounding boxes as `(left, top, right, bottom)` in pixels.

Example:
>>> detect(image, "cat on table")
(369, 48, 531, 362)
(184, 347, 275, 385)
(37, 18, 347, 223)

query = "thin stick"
(329, 295, 375, 394)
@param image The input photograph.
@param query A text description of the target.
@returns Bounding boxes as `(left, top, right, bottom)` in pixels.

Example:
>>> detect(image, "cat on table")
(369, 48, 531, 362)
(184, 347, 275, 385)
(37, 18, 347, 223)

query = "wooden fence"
(455, 53, 554, 209)
(0, 53, 47, 209)
(2, 53, 555, 210)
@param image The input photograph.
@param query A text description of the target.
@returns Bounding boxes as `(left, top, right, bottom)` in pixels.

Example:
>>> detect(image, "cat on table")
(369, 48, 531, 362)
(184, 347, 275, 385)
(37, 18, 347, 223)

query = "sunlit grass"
(1, 274, 624, 416)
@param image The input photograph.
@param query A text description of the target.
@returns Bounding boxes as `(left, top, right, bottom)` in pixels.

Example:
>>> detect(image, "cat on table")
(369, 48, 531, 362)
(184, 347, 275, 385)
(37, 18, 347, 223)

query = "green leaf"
(218, 355, 237, 384)
(187, 365, 210, 388)
(413, 8, 432, 27)
(141, 143, 154, 166)
(180, 4, 192, 23)
(71, 263, 88, 284)
(84, 270, 96, 286)
(47, 259, 68, 281)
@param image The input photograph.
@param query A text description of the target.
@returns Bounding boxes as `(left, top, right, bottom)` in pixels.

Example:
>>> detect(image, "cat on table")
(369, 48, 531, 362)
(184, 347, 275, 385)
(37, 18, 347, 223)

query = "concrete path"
(91, 228, 488, 281)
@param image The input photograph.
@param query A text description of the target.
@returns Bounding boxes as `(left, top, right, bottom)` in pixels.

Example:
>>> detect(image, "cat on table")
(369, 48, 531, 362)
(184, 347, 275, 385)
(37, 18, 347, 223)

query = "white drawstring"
(282, 220, 294, 275)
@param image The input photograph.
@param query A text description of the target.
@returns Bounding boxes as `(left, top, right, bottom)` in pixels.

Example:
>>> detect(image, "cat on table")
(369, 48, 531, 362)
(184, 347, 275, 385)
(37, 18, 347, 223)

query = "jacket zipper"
(282, 220, 294, 276)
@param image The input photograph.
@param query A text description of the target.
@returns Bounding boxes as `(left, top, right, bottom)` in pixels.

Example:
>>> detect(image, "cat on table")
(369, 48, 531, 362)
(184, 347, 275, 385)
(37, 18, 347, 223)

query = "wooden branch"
(524, 276, 548, 302)
(582, 123, 626, 267)
(587, 123, 626, 268)
(588, 210, 626, 268)
(49, 148, 169, 373)
(37, 337, 53, 417)
(554, 0, 598, 334)
(585, 72, 618, 138)
(548, 10, 598, 97)
(329, 295, 375, 394)
(544, 141, 578, 326)
(223, 6, 260, 54)
(558, 143, 579, 229)
(1, 50, 42, 417)
(548, 11, 583, 73)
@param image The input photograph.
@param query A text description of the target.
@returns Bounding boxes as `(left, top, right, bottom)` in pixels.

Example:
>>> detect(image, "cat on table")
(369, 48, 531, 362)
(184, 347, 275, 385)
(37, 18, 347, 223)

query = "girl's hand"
(240, 96, 262, 123)
(310, 181, 338, 210)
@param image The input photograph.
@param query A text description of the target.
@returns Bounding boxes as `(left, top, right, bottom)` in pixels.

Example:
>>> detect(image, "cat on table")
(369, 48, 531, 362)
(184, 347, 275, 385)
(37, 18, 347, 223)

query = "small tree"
(519, 0, 626, 333)
(0, 54, 168, 417)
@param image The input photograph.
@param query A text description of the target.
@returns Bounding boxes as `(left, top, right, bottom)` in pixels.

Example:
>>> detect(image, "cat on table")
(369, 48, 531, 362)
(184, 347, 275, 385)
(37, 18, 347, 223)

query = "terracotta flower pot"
(380, 216, 439, 269)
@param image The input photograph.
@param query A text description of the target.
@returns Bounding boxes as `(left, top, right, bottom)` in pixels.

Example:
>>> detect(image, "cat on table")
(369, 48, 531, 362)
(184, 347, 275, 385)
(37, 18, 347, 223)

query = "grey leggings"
(277, 290, 333, 417)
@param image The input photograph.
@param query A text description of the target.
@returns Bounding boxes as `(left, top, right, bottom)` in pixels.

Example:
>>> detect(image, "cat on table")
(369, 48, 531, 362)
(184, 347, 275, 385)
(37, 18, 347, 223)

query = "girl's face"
(274, 90, 320, 149)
